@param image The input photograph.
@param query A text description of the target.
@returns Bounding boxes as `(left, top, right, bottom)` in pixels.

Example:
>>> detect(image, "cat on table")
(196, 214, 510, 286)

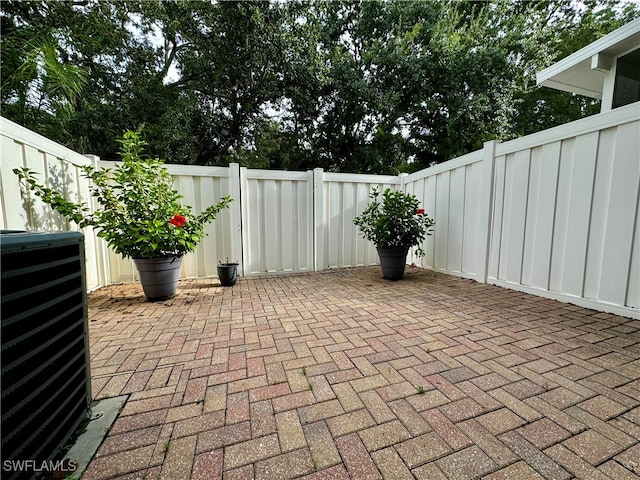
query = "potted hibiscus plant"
(354, 187, 434, 280)
(14, 130, 232, 301)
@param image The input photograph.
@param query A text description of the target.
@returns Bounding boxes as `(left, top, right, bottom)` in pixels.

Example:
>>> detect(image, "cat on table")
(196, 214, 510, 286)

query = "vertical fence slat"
(313, 168, 324, 271)
(562, 132, 599, 297)
(522, 142, 561, 290)
(475, 141, 497, 282)
(597, 122, 640, 305)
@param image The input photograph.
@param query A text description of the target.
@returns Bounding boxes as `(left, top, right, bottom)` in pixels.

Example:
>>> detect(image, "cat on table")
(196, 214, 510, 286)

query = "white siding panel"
(462, 162, 481, 275)
(561, 132, 598, 297)
(523, 142, 561, 290)
(325, 181, 342, 268)
(265, 179, 280, 272)
(353, 182, 372, 266)
(626, 204, 640, 310)
(434, 171, 450, 270)
(549, 138, 575, 293)
(500, 150, 531, 283)
(447, 167, 465, 273)
(177, 175, 198, 277)
(325, 178, 400, 269)
(584, 129, 616, 300)
(488, 155, 506, 280)
(414, 176, 437, 269)
(2, 139, 29, 230)
(598, 122, 640, 305)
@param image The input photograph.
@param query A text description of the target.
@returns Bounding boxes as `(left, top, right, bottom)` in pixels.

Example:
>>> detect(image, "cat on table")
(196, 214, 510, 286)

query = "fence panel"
(320, 172, 401, 270)
(2, 104, 638, 317)
(404, 151, 485, 280)
(241, 168, 314, 275)
(489, 103, 640, 316)
(99, 162, 238, 283)
(0, 118, 104, 291)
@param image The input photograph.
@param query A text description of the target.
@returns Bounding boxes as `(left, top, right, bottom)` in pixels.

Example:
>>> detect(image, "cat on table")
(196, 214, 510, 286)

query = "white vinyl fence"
(0, 120, 106, 291)
(403, 103, 639, 318)
(1, 102, 638, 317)
(488, 105, 640, 316)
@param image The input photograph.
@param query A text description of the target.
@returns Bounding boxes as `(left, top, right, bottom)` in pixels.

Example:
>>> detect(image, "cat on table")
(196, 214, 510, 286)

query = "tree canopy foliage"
(1, 0, 637, 173)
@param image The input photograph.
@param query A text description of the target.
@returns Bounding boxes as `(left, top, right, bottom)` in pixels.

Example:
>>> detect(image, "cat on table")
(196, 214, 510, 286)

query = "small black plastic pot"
(217, 262, 239, 286)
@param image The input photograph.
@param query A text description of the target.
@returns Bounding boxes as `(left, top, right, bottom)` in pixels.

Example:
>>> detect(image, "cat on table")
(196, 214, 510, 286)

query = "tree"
(2, 0, 637, 170)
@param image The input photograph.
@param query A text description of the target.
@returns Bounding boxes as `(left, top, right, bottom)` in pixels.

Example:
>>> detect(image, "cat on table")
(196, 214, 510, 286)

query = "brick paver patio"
(82, 266, 639, 480)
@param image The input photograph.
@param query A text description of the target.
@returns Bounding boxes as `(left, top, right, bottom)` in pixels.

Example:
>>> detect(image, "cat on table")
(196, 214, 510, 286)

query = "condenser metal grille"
(1, 231, 91, 480)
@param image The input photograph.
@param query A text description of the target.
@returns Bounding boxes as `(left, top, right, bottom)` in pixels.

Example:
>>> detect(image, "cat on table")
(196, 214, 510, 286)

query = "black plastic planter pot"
(133, 256, 183, 301)
(376, 247, 409, 280)
(217, 263, 239, 286)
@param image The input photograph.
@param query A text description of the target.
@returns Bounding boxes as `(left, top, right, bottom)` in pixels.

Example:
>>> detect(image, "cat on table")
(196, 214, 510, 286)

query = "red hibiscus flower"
(169, 214, 187, 227)
(416, 208, 425, 215)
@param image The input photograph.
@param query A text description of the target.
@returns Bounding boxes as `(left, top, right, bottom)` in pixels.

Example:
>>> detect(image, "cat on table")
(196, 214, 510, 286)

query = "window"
(612, 48, 640, 109)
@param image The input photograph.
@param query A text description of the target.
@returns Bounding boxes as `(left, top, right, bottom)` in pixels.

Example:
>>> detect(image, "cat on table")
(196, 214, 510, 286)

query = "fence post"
(228, 163, 244, 276)
(476, 140, 497, 283)
(399, 172, 408, 193)
(313, 168, 324, 271)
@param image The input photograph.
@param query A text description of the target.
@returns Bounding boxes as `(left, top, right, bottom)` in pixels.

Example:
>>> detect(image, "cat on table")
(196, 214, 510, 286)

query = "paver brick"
(327, 409, 376, 437)
(254, 448, 315, 480)
(499, 431, 572, 480)
(298, 464, 350, 480)
(223, 433, 280, 470)
(482, 461, 546, 479)
(458, 419, 519, 466)
(578, 394, 630, 420)
(438, 397, 486, 422)
(95, 426, 162, 458)
(561, 429, 623, 465)
(422, 408, 473, 450)
(223, 464, 254, 480)
(299, 399, 345, 425)
(488, 388, 543, 422)
(475, 407, 526, 435)
(370, 447, 414, 480)
(335, 433, 382, 480)
(598, 459, 640, 480)
(160, 434, 197, 480)
(435, 445, 499, 480)
(196, 422, 252, 453)
(303, 421, 342, 469)
(515, 418, 571, 449)
(389, 399, 432, 436)
(395, 432, 451, 468)
(82, 445, 156, 480)
(109, 410, 169, 435)
(83, 268, 640, 480)
(173, 410, 225, 438)
(411, 462, 449, 480)
(192, 450, 223, 480)
(358, 390, 397, 423)
(350, 373, 390, 393)
(544, 444, 613, 480)
(166, 402, 203, 423)
(275, 411, 307, 453)
(272, 390, 316, 413)
(565, 405, 636, 447)
(358, 420, 412, 452)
